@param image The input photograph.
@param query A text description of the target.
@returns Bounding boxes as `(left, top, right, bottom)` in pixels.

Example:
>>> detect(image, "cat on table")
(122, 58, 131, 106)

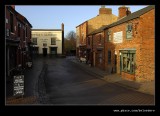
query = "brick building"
(5, 5, 32, 78)
(87, 26, 106, 69)
(76, 6, 117, 61)
(87, 5, 155, 82)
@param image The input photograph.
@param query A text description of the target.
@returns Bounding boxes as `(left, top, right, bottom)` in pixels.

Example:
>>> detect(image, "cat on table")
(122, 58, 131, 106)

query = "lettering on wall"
(32, 33, 56, 37)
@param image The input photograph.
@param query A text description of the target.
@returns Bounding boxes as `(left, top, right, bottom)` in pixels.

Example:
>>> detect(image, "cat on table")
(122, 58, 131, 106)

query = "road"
(41, 56, 154, 105)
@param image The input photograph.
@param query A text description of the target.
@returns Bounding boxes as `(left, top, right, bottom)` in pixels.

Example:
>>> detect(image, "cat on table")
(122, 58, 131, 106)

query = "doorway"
(43, 48, 47, 56)
(115, 54, 117, 73)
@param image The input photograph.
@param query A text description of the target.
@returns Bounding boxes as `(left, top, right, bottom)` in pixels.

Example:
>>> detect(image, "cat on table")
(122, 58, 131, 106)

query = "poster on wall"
(13, 75, 24, 96)
(113, 31, 123, 43)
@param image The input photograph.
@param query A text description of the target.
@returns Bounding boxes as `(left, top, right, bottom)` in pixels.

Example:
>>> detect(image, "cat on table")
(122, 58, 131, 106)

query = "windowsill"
(126, 38, 132, 40)
(11, 32, 15, 35)
(122, 71, 135, 75)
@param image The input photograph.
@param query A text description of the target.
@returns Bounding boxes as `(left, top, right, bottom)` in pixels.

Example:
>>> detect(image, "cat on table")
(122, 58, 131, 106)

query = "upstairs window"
(107, 30, 111, 42)
(126, 23, 133, 39)
(25, 26, 27, 37)
(51, 38, 56, 45)
(10, 12, 14, 33)
(99, 34, 102, 44)
(18, 23, 21, 37)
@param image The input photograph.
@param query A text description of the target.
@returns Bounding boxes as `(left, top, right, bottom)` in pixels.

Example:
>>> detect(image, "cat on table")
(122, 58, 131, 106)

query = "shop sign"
(113, 31, 123, 43)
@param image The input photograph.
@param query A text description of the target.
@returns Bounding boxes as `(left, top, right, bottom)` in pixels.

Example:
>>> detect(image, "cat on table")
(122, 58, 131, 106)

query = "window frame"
(126, 23, 133, 39)
(121, 51, 136, 74)
(51, 37, 56, 45)
(107, 30, 111, 42)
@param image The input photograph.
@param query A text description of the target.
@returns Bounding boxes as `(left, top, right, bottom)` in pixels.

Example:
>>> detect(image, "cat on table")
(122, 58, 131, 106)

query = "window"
(51, 38, 56, 45)
(25, 26, 27, 37)
(126, 24, 133, 39)
(10, 12, 14, 33)
(23, 29, 25, 41)
(99, 53, 102, 64)
(18, 23, 21, 37)
(121, 51, 135, 74)
(108, 50, 111, 64)
(6, 18, 8, 23)
(107, 30, 111, 42)
(99, 34, 101, 44)
(32, 38, 37, 45)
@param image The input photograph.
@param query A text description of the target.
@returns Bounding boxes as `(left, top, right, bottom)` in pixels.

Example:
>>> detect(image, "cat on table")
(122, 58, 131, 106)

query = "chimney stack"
(99, 6, 112, 15)
(61, 23, 64, 31)
(11, 5, 15, 9)
(61, 23, 64, 55)
(118, 6, 131, 19)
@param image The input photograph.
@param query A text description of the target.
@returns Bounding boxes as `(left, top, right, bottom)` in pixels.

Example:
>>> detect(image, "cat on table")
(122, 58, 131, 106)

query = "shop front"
(119, 49, 136, 80)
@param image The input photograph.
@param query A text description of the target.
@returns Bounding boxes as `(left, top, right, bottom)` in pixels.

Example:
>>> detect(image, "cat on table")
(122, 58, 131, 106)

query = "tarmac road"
(42, 56, 154, 105)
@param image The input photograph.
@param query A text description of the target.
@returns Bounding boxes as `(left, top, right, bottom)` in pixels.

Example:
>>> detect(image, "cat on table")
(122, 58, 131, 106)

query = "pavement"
(6, 56, 48, 104)
(67, 56, 155, 96)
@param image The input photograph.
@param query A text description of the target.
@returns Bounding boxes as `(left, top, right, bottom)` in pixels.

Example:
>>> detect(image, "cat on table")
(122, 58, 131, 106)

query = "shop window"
(122, 52, 135, 74)
(51, 38, 56, 45)
(108, 50, 111, 64)
(126, 24, 133, 39)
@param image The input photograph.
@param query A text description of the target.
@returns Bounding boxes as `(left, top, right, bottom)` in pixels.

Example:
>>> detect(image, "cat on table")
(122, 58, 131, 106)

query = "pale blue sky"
(15, 5, 148, 37)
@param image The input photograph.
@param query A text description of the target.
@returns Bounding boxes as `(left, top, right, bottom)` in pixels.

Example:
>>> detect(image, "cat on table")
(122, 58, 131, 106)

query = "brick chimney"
(61, 23, 64, 31)
(118, 6, 131, 19)
(61, 23, 64, 55)
(11, 5, 15, 9)
(99, 5, 112, 15)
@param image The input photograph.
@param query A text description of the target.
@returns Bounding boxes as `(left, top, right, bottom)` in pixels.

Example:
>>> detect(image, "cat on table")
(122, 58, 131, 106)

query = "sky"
(15, 5, 148, 37)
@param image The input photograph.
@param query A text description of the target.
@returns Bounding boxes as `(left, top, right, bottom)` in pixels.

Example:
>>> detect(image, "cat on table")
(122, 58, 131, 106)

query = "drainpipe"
(91, 35, 93, 67)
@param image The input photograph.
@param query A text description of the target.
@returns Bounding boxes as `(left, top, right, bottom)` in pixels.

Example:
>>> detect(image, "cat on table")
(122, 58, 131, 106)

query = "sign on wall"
(13, 75, 24, 96)
(113, 31, 123, 43)
(32, 33, 57, 37)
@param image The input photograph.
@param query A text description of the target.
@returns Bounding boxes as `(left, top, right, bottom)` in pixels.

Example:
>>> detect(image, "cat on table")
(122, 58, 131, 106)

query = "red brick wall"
(121, 72, 135, 81)
(79, 22, 87, 45)
(92, 32, 105, 70)
(104, 9, 154, 82)
(136, 9, 155, 82)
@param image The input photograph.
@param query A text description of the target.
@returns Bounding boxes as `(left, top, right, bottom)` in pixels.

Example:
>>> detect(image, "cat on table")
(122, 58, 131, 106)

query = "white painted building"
(31, 24, 64, 56)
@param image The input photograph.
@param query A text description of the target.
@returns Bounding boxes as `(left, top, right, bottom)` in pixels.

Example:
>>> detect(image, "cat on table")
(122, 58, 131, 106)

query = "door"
(93, 52, 95, 67)
(115, 54, 117, 73)
(43, 48, 47, 56)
